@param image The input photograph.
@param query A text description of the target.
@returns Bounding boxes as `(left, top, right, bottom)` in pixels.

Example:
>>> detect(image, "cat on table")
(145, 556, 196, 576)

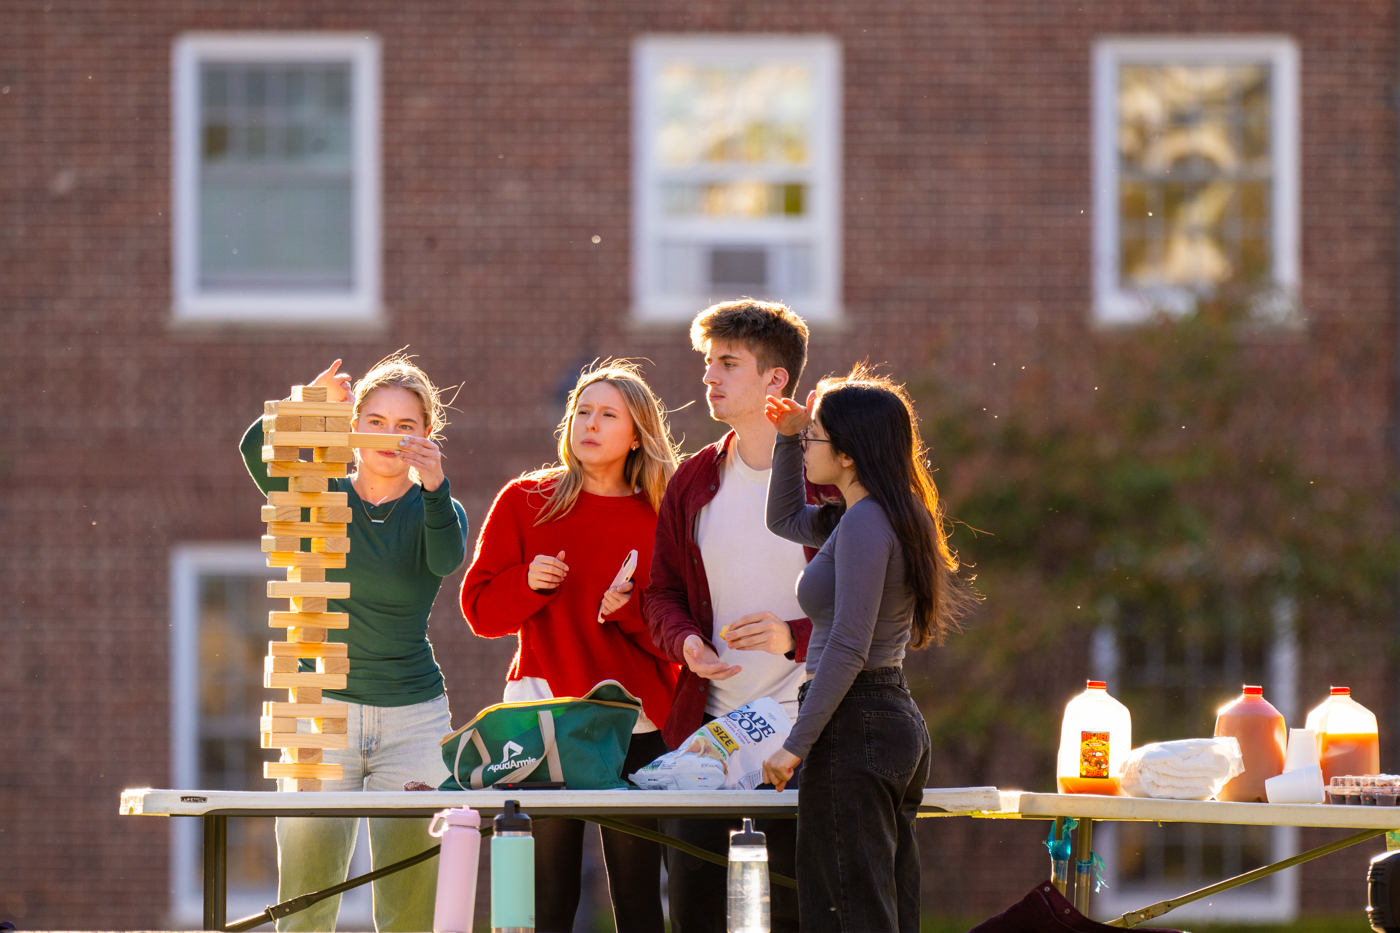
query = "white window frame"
(171, 33, 382, 325)
(1092, 36, 1299, 324)
(632, 34, 842, 323)
(1088, 598, 1300, 923)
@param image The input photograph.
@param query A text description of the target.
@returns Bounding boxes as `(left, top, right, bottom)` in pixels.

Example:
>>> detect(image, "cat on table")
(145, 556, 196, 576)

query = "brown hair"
(809, 364, 980, 648)
(690, 299, 810, 398)
(522, 360, 681, 524)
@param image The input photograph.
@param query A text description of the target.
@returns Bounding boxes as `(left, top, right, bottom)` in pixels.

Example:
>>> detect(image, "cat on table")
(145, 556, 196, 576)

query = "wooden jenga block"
(288, 475, 330, 493)
(286, 748, 323, 763)
(261, 717, 298, 733)
(262, 732, 348, 750)
(264, 515, 350, 537)
(265, 762, 342, 780)
(262, 446, 300, 462)
(315, 447, 356, 463)
(288, 626, 330, 642)
(269, 611, 349, 629)
(261, 535, 301, 553)
(265, 656, 299, 674)
(312, 537, 352, 554)
(268, 491, 348, 508)
(267, 581, 350, 598)
(266, 552, 347, 569)
(265, 431, 353, 448)
(314, 506, 354, 524)
(289, 687, 323, 703)
(263, 414, 301, 433)
(268, 461, 349, 478)
(261, 505, 302, 522)
(291, 597, 328, 613)
(316, 718, 348, 734)
(293, 779, 323, 792)
(267, 399, 353, 417)
(286, 566, 326, 583)
(269, 641, 347, 659)
(292, 385, 330, 402)
(264, 670, 347, 690)
(325, 417, 352, 432)
(318, 657, 351, 675)
(264, 701, 348, 719)
(300, 416, 326, 432)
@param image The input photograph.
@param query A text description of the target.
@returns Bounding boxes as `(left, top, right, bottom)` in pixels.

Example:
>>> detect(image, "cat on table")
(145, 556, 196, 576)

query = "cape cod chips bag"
(630, 697, 792, 790)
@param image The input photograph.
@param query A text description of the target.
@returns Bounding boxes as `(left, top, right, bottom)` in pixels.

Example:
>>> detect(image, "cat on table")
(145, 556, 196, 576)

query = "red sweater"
(461, 478, 678, 729)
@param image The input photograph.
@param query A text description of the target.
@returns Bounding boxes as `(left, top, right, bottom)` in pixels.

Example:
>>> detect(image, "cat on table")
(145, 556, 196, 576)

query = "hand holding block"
(292, 385, 330, 402)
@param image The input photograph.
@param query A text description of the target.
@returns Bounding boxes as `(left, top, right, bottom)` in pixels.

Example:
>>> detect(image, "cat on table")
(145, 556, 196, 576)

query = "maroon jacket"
(644, 430, 834, 749)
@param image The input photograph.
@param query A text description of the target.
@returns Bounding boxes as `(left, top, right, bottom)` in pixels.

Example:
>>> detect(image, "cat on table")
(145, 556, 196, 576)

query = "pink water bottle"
(430, 806, 482, 933)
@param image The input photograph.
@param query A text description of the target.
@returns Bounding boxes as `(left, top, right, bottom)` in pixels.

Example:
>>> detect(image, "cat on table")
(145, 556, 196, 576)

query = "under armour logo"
(502, 740, 524, 761)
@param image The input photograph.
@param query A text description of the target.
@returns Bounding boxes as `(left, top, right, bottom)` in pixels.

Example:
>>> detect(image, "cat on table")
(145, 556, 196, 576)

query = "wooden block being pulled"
(265, 431, 353, 448)
(286, 566, 326, 583)
(264, 701, 348, 719)
(262, 732, 349, 750)
(265, 521, 349, 539)
(269, 611, 349, 629)
(300, 416, 326, 432)
(268, 491, 348, 508)
(312, 537, 352, 554)
(315, 447, 356, 463)
(314, 506, 354, 524)
(267, 581, 350, 599)
(269, 641, 348, 659)
(261, 505, 302, 523)
(267, 461, 348, 478)
(289, 687, 323, 703)
(265, 763, 342, 780)
(265, 670, 347, 690)
(266, 400, 353, 418)
(263, 414, 301, 433)
(285, 747, 324, 764)
(325, 417, 352, 432)
(317, 657, 351, 675)
(261, 717, 298, 733)
(288, 476, 330, 493)
(262, 446, 300, 462)
(288, 626, 330, 642)
(265, 656, 299, 674)
(265, 552, 347, 570)
(291, 596, 328, 613)
(292, 385, 330, 402)
(261, 535, 301, 553)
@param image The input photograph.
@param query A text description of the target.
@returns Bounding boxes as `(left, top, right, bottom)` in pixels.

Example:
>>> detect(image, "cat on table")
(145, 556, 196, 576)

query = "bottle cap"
(494, 799, 531, 833)
(729, 817, 766, 847)
(441, 807, 480, 829)
(1086, 680, 1107, 690)
(1331, 686, 1351, 696)
(1243, 685, 1263, 696)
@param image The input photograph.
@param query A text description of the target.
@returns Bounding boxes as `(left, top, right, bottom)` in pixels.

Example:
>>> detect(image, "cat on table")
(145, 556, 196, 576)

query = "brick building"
(2, 1, 1396, 928)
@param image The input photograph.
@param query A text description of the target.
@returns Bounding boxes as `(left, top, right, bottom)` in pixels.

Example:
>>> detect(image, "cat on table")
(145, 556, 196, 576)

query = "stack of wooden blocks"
(259, 384, 355, 792)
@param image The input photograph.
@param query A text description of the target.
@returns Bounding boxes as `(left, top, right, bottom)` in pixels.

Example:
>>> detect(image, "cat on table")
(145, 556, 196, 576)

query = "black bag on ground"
(966, 882, 1184, 933)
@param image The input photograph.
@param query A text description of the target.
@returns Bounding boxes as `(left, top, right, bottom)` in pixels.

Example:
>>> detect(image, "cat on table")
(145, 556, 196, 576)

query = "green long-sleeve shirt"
(241, 420, 469, 707)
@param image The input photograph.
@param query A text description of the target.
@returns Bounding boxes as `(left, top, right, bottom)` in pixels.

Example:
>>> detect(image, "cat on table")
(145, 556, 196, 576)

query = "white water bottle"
(429, 806, 482, 933)
(726, 819, 770, 933)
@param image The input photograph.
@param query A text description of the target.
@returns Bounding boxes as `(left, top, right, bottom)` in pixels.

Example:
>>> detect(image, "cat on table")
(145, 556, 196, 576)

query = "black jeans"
(796, 668, 931, 933)
(534, 730, 670, 933)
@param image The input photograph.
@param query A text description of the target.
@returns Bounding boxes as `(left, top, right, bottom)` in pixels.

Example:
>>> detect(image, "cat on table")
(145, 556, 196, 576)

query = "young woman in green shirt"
(240, 355, 468, 933)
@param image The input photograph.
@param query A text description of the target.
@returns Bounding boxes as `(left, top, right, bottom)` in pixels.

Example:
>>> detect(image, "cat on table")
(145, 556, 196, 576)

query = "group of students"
(240, 298, 974, 933)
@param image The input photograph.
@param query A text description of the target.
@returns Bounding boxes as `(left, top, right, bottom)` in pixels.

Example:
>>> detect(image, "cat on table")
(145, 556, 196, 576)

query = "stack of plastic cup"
(1264, 728, 1325, 804)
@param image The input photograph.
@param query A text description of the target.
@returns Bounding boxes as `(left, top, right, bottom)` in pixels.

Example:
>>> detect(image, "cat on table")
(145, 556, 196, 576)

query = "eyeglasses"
(798, 427, 833, 451)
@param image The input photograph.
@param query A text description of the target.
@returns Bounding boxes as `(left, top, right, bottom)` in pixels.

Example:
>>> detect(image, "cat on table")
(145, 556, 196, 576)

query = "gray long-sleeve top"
(766, 431, 915, 758)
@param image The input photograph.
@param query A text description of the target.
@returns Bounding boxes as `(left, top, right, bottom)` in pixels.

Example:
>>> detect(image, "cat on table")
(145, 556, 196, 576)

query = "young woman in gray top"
(761, 366, 975, 933)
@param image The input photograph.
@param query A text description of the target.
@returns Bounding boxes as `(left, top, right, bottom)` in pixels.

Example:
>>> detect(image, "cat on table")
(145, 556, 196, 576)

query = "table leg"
(1074, 817, 1094, 917)
(203, 814, 228, 932)
(1051, 817, 1068, 895)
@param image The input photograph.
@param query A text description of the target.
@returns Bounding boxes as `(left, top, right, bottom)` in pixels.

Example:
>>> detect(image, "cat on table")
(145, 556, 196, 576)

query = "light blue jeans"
(275, 693, 453, 932)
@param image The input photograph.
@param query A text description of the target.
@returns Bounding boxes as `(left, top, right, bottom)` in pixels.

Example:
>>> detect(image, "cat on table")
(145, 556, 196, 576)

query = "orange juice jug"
(1057, 680, 1132, 795)
(1305, 687, 1379, 783)
(1213, 685, 1286, 802)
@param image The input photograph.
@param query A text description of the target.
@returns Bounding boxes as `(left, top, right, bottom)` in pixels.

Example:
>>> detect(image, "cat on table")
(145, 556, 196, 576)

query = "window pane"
(1117, 63, 1272, 294)
(199, 63, 355, 291)
(658, 62, 813, 168)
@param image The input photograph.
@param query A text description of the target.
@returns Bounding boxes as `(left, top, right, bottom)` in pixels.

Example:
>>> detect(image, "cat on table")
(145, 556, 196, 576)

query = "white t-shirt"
(696, 438, 809, 722)
(504, 676, 658, 734)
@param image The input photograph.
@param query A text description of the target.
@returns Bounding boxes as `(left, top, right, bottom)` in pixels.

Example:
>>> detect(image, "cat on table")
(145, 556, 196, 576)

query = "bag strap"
(539, 709, 564, 782)
(465, 711, 563, 790)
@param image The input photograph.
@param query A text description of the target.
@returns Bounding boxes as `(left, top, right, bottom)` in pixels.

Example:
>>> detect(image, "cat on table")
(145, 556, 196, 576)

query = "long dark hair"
(811, 364, 978, 648)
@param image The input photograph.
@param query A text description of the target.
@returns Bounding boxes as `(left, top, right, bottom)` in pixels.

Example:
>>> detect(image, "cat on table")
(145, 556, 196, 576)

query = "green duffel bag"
(438, 679, 643, 790)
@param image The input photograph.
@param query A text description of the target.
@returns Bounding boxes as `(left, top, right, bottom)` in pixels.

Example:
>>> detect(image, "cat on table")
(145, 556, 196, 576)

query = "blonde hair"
(523, 360, 680, 525)
(351, 351, 450, 484)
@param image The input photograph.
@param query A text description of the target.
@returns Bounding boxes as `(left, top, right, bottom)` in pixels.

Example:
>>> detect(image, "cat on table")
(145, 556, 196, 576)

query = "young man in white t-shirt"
(646, 299, 829, 933)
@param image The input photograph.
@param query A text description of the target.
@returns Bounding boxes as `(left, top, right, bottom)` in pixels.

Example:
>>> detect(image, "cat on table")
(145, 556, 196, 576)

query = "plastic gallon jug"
(1214, 685, 1286, 802)
(491, 800, 534, 933)
(1305, 687, 1380, 784)
(1057, 680, 1132, 795)
(430, 806, 481, 933)
(727, 818, 770, 933)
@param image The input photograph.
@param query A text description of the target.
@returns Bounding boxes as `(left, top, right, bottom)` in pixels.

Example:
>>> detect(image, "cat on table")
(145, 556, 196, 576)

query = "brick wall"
(0, 0, 1395, 928)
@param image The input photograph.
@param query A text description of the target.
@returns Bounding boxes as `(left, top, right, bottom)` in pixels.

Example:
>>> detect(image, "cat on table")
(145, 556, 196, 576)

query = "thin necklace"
(356, 482, 409, 525)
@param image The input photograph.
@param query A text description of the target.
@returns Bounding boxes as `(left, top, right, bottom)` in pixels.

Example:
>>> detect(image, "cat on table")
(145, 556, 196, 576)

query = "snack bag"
(631, 698, 792, 790)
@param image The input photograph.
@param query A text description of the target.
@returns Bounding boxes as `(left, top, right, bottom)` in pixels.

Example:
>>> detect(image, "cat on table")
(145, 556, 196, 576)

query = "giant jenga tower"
(259, 384, 355, 792)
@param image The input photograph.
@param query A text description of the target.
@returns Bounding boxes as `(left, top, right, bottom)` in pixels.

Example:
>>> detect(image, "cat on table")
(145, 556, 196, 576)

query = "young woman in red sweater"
(461, 360, 680, 933)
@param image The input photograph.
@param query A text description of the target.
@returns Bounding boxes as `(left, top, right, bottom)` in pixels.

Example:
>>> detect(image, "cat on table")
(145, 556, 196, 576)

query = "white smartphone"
(598, 549, 639, 622)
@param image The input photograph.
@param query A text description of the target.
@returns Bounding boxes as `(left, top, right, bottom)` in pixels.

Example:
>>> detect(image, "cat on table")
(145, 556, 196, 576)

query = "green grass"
(920, 914, 1372, 933)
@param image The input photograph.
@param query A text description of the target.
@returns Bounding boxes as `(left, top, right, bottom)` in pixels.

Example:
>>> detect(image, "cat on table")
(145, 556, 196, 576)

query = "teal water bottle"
(491, 800, 534, 932)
